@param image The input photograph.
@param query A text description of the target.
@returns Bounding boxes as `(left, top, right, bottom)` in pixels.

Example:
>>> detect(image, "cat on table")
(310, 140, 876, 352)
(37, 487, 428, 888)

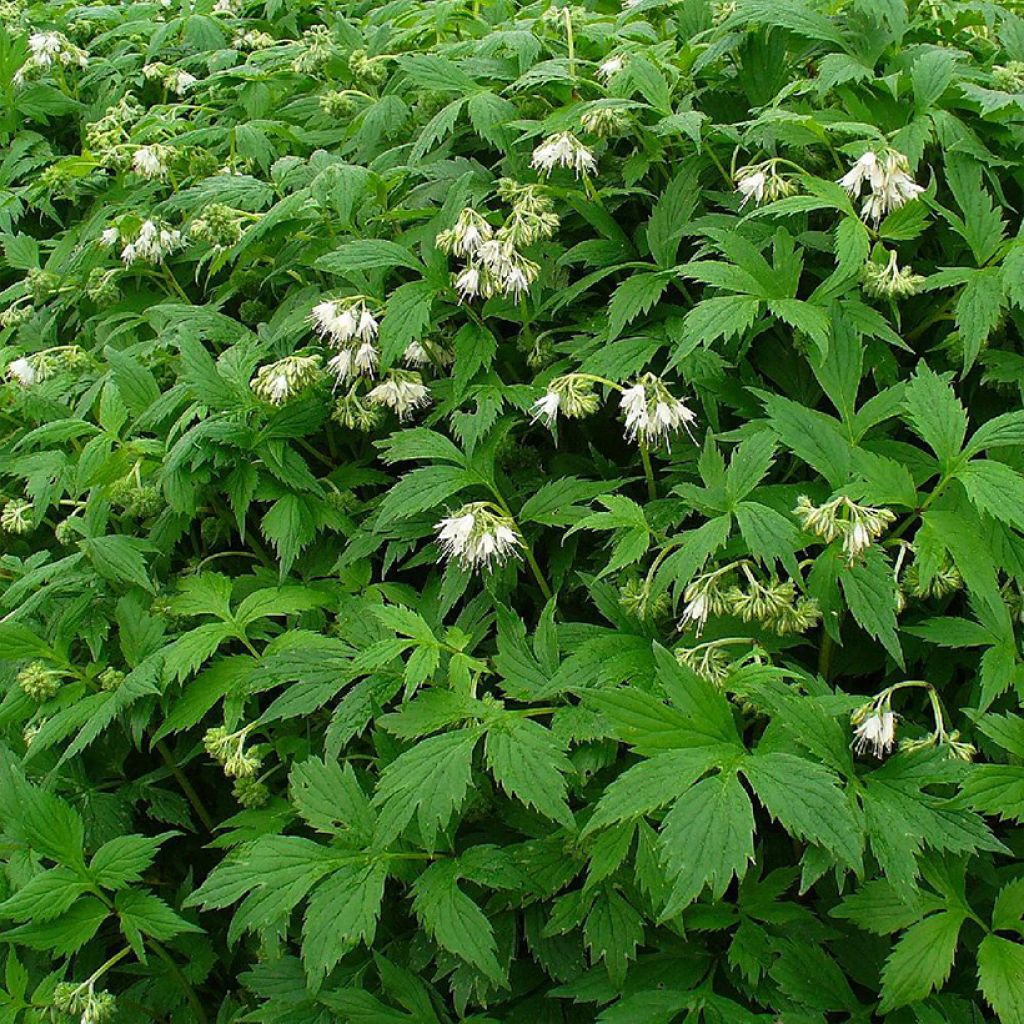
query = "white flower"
(679, 591, 711, 634)
(620, 375, 697, 448)
(132, 146, 169, 179)
(367, 372, 431, 421)
(356, 307, 379, 342)
(169, 70, 198, 94)
(838, 149, 923, 224)
(213, 0, 235, 12)
(326, 349, 353, 385)
(436, 502, 522, 570)
(531, 391, 561, 427)
(28, 32, 64, 65)
(852, 708, 896, 758)
(6, 358, 39, 388)
(531, 131, 598, 178)
(121, 219, 183, 265)
(99, 227, 120, 247)
(838, 151, 883, 196)
(454, 264, 482, 301)
(353, 340, 378, 376)
(736, 169, 766, 208)
(403, 341, 430, 367)
(597, 55, 625, 82)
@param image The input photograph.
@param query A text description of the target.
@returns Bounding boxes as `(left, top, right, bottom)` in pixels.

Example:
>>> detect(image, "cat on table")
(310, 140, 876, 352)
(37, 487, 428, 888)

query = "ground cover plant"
(3, 0, 1024, 1020)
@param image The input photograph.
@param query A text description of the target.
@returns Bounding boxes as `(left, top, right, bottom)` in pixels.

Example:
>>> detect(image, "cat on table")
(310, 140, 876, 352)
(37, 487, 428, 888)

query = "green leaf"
(979, 934, 1024, 1024)
(372, 729, 481, 847)
(658, 772, 755, 917)
(411, 860, 502, 981)
(742, 752, 861, 869)
(315, 239, 423, 275)
(879, 911, 964, 1011)
(485, 717, 573, 824)
(903, 363, 967, 467)
(607, 272, 671, 339)
(302, 862, 388, 985)
(840, 548, 903, 667)
(376, 466, 474, 527)
(379, 280, 434, 367)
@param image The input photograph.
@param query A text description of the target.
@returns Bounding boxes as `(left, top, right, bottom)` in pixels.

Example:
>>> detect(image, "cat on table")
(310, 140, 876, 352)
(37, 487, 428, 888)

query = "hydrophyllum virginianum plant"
(2, 0, 1024, 1021)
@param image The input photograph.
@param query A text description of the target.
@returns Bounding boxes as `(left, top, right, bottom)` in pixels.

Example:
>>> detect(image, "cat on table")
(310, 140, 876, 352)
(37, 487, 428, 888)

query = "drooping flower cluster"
(292, 25, 335, 74)
(795, 494, 896, 562)
(189, 203, 247, 249)
(309, 297, 380, 385)
(142, 62, 198, 94)
(366, 371, 431, 422)
(250, 354, 321, 405)
(851, 698, 897, 759)
(838, 149, 924, 223)
(680, 561, 821, 637)
(675, 638, 762, 687)
(531, 131, 598, 178)
(131, 144, 174, 180)
(861, 250, 925, 299)
(52, 981, 116, 1024)
(734, 161, 797, 208)
(5, 346, 88, 388)
(438, 189, 554, 302)
(14, 31, 88, 85)
(531, 373, 601, 428)
(203, 725, 260, 778)
(620, 374, 697, 448)
(111, 219, 184, 265)
(436, 503, 522, 571)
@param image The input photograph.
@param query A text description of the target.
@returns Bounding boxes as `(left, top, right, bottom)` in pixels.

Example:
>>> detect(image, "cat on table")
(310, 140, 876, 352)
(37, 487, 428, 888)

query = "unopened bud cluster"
(795, 494, 895, 562)
(861, 250, 924, 299)
(17, 661, 61, 701)
(204, 725, 260, 778)
(680, 562, 821, 637)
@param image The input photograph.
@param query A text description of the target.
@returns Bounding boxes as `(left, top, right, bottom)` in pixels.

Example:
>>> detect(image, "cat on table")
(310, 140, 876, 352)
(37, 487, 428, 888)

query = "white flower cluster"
(620, 374, 697, 448)
(143, 62, 198, 95)
(436, 502, 522, 570)
(250, 354, 321, 405)
(309, 297, 380, 385)
(438, 194, 553, 303)
(851, 700, 896, 758)
(734, 161, 796, 208)
(103, 220, 184, 265)
(531, 373, 601, 427)
(530, 131, 597, 178)
(838, 149, 923, 223)
(131, 144, 174, 180)
(367, 371, 431, 422)
(14, 31, 87, 85)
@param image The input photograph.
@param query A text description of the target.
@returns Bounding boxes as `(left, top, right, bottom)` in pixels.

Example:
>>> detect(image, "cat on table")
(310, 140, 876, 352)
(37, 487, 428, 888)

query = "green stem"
(155, 740, 216, 833)
(640, 444, 657, 501)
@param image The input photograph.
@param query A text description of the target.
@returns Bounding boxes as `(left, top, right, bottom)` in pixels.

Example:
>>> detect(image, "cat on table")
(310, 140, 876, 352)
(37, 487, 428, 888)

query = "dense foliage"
(4, 0, 1024, 1020)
